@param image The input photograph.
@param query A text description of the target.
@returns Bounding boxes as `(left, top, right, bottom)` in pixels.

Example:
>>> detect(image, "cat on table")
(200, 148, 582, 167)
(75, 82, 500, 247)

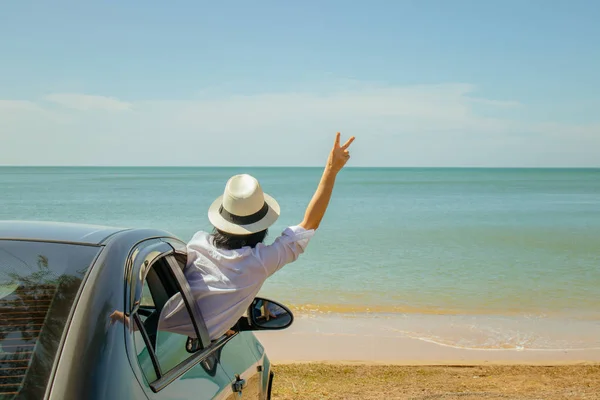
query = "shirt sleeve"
(157, 293, 197, 337)
(253, 225, 315, 277)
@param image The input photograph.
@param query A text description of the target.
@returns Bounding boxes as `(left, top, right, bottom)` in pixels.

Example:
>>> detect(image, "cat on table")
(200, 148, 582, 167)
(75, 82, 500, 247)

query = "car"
(0, 221, 294, 400)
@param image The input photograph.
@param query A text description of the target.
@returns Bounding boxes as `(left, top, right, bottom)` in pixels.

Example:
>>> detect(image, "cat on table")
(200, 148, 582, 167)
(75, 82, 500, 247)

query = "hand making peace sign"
(327, 132, 356, 173)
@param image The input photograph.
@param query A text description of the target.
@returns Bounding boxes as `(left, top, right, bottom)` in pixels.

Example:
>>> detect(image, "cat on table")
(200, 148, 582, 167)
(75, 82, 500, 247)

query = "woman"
(158, 132, 355, 340)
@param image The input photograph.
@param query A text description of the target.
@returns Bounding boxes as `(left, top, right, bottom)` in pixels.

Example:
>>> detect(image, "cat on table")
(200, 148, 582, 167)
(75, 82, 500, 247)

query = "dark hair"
(211, 228, 268, 250)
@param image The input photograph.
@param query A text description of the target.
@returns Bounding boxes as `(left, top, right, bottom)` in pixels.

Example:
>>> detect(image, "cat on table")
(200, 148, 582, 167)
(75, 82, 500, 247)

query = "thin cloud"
(0, 100, 46, 112)
(1, 83, 598, 166)
(0, 99, 66, 123)
(44, 93, 132, 112)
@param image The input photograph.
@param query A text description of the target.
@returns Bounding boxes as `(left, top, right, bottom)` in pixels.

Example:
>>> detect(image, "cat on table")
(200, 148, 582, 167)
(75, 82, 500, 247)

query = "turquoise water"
(2, 167, 599, 318)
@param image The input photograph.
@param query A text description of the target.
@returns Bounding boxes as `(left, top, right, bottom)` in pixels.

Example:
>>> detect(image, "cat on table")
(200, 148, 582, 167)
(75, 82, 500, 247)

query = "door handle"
(232, 374, 246, 393)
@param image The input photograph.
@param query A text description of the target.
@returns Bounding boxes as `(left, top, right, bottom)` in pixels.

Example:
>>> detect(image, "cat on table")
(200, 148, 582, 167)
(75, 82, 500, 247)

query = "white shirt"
(158, 225, 314, 340)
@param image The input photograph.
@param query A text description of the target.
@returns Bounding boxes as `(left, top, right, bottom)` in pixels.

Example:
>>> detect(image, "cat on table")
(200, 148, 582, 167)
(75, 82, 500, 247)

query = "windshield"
(0, 240, 100, 400)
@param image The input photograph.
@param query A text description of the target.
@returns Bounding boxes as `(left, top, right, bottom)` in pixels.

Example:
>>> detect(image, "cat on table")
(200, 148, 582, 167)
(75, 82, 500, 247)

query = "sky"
(1, 1, 599, 167)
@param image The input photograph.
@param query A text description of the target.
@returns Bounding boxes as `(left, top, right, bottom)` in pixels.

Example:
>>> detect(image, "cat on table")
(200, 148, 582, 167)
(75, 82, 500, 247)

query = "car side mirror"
(244, 297, 294, 331)
(187, 297, 294, 347)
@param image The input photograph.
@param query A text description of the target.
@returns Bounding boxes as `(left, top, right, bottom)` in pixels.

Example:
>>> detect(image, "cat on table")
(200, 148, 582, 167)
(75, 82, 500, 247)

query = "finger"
(343, 150, 349, 156)
(334, 132, 341, 147)
(341, 136, 355, 150)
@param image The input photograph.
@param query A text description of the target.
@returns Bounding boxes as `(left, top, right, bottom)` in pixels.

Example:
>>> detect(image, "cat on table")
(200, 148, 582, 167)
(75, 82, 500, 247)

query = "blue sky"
(1, 1, 599, 166)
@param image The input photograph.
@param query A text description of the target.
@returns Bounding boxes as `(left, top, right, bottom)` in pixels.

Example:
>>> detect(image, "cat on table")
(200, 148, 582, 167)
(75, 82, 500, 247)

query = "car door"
(218, 332, 263, 399)
(124, 238, 238, 400)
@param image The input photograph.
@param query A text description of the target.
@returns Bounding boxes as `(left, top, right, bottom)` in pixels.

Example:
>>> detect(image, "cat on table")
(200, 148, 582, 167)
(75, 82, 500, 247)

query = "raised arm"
(300, 132, 355, 231)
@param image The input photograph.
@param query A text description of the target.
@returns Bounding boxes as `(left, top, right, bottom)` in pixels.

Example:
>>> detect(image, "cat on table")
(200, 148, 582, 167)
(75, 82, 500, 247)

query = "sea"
(1, 167, 599, 351)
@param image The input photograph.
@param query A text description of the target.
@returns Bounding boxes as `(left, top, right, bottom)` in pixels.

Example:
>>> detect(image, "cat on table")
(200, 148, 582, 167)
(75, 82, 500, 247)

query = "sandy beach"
(257, 313, 600, 398)
(269, 364, 600, 399)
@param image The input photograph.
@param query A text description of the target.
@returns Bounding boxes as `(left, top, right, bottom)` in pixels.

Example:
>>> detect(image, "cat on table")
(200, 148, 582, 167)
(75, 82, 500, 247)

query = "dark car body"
(0, 221, 283, 400)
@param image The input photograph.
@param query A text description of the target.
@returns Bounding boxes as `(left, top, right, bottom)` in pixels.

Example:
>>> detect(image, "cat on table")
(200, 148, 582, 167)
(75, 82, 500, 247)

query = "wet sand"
(256, 313, 600, 365)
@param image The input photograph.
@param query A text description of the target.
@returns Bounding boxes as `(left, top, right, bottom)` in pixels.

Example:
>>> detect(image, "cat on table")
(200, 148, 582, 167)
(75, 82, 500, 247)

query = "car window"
(132, 257, 198, 382)
(132, 325, 158, 382)
(0, 240, 99, 400)
(140, 282, 154, 308)
(155, 306, 196, 372)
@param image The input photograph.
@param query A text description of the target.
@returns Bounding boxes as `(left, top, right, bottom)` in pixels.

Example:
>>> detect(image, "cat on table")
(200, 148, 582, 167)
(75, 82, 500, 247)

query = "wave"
(290, 312, 600, 351)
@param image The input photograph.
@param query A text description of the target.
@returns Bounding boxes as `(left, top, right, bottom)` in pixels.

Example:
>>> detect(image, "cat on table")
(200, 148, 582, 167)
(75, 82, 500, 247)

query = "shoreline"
(254, 313, 600, 365)
(257, 332, 600, 366)
(284, 303, 600, 320)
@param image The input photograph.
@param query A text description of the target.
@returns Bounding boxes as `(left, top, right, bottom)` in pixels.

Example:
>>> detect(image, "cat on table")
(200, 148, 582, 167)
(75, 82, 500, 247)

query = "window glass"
(155, 307, 195, 373)
(133, 323, 158, 382)
(140, 283, 154, 308)
(0, 240, 99, 400)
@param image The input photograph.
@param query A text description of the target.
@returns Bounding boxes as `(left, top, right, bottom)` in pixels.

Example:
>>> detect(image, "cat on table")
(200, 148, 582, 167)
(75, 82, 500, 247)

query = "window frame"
(126, 238, 236, 393)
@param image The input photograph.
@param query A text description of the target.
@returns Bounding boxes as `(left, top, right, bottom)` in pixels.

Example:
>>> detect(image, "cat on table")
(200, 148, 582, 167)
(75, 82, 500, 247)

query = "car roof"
(0, 220, 130, 245)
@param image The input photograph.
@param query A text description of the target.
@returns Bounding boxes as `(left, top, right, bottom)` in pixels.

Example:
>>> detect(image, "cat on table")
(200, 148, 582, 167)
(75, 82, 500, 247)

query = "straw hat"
(208, 174, 280, 235)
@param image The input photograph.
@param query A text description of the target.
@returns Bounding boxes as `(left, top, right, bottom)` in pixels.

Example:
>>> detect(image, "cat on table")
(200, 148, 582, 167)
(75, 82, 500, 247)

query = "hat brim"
(208, 193, 280, 235)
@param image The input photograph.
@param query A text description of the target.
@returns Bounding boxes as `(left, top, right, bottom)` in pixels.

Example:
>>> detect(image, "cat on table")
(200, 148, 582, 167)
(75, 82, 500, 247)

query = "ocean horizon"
(2, 166, 599, 169)
(2, 166, 599, 350)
